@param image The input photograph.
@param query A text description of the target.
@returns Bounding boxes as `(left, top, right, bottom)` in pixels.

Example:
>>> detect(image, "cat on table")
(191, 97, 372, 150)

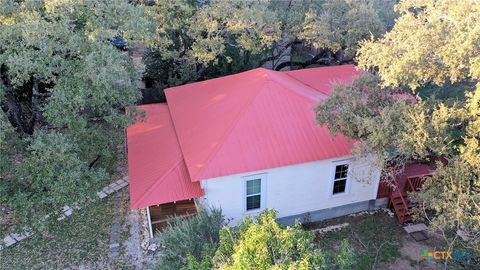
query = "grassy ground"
(0, 196, 114, 269)
(305, 211, 476, 270)
(0, 143, 155, 270)
(305, 211, 403, 269)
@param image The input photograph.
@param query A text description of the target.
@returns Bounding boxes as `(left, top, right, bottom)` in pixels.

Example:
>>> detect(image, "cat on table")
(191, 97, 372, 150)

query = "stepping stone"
(64, 207, 73, 217)
(97, 191, 107, 199)
(109, 243, 120, 249)
(457, 229, 470, 241)
(11, 233, 28, 241)
(3, 235, 17, 247)
(410, 231, 429, 242)
(403, 223, 428, 234)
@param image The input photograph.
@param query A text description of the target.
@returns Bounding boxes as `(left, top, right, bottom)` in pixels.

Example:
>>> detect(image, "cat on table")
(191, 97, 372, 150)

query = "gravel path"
(124, 209, 148, 269)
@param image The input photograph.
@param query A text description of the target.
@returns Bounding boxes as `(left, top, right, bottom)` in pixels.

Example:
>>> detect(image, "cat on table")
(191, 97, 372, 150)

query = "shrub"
(213, 209, 327, 270)
(153, 208, 225, 270)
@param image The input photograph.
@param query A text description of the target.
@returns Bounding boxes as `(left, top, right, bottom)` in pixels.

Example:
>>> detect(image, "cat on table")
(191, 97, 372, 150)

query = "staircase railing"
(406, 176, 428, 193)
(390, 189, 411, 223)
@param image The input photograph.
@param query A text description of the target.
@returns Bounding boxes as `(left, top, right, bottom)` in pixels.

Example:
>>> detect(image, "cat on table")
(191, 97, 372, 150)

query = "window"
(332, 164, 349, 195)
(246, 178, 261, 211)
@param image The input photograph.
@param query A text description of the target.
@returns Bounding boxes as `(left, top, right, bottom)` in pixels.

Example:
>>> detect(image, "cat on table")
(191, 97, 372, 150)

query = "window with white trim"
(332, 164, 349, 195)
(246, 178, 262, 211)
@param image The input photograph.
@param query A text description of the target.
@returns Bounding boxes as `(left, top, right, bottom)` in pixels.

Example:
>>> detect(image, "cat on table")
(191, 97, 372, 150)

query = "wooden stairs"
(388, 177, 427, 224)
(389, 190, 413, 223)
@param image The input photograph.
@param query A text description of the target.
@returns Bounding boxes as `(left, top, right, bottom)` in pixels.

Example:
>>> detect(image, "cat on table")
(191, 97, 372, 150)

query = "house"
(126, 65, 385, 237)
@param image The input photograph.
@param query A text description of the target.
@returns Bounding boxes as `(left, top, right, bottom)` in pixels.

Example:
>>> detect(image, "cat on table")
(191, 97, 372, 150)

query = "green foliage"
(144, 0, 397, 100)
(153, 208, 225, 270)
(357, 0, 480, 89)
(3, 131, 107, 230)
(0, 0, 155, 230)
(337, 239, 355, 270)
(319, 0, 480, 250)
(299, 0, 396, 54)
(357, 0, 480, 249)
(154, 209, 363, 270)
(213, 209, 326, 270)
(412, 160, 480, 238)
(146, 0, 281, 90)
(315, 214, 402, 270)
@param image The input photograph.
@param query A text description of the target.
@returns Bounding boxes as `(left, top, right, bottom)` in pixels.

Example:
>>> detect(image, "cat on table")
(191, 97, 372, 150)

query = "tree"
(318, 0, 479, 253)
(154, 209, 357, 270)
(144, 0, 397, 101)
(0, 0, 155, 230)
(211, 209, 356, 270)
(213, 210, 325, 269)
(144, 0, 281, 91)
(297, 0, 397, 64)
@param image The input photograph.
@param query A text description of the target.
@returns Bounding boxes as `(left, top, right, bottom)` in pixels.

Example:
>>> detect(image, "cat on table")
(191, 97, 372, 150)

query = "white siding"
(199, 156, 381, 225)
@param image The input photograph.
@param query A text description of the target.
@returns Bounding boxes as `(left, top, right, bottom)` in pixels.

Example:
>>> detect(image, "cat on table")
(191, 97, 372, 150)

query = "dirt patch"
(400, 235, 432, 261)
(386, 258, 416, 270)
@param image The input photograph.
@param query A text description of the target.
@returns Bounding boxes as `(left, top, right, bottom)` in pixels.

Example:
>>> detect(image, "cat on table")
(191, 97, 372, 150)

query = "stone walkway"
(1, 176, 129, 250)
(107, 192, 124, 260)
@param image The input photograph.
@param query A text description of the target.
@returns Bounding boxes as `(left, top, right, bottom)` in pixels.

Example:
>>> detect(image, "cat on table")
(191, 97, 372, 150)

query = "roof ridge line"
(263, 69, 326, 101)
(132, 158, 185, 208)
(192, 76, 270, 181)
(133, 105, 192, 207)
(283, 72, 330, 96)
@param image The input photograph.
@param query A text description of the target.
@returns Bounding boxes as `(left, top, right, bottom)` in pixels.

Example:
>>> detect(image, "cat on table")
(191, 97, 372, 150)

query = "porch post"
(146, 207, 153, 239)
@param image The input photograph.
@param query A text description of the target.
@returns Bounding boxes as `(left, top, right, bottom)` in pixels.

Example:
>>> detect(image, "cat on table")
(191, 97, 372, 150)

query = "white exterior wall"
(199, 156, 381, 225)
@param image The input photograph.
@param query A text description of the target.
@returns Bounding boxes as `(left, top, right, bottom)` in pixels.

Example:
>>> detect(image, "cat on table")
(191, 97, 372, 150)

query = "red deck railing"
(406, 176, 426, 193)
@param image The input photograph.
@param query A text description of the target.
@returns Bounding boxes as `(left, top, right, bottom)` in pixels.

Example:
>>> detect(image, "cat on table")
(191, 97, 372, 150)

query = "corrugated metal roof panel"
(127, 104, 204, 209)
(165, 65, 362, 181)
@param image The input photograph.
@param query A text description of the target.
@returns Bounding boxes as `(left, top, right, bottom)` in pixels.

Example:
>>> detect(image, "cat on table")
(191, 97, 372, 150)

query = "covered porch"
(126, 104, 204, 238)
(147, 199, 198, 237)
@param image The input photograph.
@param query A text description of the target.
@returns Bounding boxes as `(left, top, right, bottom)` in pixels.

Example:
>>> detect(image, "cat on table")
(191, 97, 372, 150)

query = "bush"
(154, 208, 357, 270)
(213, 209, 327, 270)
(153, 208, 225, 270)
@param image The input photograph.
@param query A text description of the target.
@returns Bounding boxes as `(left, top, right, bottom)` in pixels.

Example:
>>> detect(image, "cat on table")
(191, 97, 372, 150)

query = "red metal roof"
(285, 65, 361, 95)
(126, 104, 204, 209)
(165, 65, 362, 182)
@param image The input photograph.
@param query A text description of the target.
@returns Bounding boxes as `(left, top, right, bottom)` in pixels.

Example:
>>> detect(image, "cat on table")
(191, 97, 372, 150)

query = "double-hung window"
(244, 174, 266, 212)
(332, 164, 349, 195)
(246, 178, 261, 210)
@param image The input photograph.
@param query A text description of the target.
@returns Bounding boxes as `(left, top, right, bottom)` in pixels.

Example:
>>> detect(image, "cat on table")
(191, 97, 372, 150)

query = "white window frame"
(329, 160, 352, 197)
(243, 173, 267, 213)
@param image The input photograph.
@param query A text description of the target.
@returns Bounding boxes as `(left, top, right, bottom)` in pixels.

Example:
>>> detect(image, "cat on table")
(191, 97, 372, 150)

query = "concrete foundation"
(278, 198, 389, 226)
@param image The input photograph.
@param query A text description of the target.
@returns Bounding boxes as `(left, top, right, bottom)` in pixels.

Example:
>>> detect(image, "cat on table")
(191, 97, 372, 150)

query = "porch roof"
(126, 104, 204, 209)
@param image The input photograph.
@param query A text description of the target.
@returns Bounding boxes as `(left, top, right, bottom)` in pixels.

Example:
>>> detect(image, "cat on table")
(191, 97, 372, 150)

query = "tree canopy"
(155, 209, 355, 270)
(144, 0, 397, 101)
(0, 0, 155, 230)
(317, 0, 479, 251)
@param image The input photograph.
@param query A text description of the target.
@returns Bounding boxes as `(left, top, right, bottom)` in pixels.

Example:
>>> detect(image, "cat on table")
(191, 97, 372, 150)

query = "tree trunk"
(30, 78, 42, 130)
(2, 87, 30, 135)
